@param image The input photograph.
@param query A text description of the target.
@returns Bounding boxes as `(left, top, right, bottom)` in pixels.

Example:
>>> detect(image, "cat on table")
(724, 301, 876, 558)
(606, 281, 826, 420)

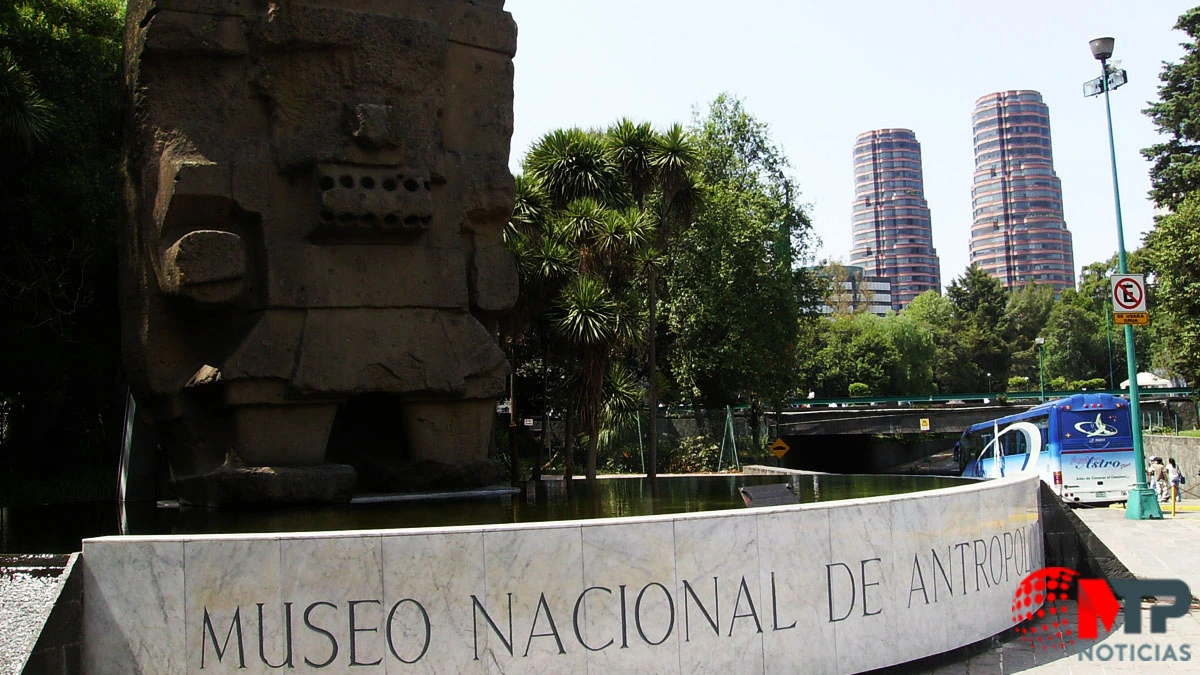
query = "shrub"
(848, 382, 871, 398)
(659, 436, 722, 473)
(1008, 376, 1032, 392)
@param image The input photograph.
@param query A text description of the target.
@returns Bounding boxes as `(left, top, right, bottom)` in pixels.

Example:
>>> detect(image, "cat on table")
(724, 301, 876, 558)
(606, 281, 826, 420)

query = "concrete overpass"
(770, 400, 1173, 436)
(767, 400, 1175, 474)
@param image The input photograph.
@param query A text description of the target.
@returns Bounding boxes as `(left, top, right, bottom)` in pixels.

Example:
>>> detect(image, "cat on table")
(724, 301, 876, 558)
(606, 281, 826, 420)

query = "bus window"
(1003, 430, 1027, 456)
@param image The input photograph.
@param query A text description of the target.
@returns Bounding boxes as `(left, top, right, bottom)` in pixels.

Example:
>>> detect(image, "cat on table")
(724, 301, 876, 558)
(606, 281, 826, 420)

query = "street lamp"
(987, 372, 992, 394)
(1035, 337, 1045, 403)
(1086, 36, 1162, 520)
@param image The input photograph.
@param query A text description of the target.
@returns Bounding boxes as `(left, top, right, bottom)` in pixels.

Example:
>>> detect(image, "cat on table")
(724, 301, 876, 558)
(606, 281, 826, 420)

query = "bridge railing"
(778, 388, 1194, 409)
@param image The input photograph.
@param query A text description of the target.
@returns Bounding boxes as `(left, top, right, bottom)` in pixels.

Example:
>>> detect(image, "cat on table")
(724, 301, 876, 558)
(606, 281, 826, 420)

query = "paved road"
(911, 503, 1200, 674)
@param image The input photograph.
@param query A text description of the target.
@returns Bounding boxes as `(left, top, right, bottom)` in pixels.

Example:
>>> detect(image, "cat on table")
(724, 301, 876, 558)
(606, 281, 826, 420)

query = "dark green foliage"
(657, 436, 722, 474)
(1144, 193, 1200, 385)
(666, 94, 818, 410)
(1140, 7, 1200, 387)
(947, 265, 1009, 329)
(0, 0, 125, 479)
(1143, 8, 1200, 211)
(945, 266, 1011, 389)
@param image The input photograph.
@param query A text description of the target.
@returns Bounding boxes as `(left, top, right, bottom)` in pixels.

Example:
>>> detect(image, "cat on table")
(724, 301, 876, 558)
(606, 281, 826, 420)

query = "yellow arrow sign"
(770, 438, 790, 459)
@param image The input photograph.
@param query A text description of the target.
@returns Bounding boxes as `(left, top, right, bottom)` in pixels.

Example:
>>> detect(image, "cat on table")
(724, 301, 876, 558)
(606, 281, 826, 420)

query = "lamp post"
(1086, 36, 1161, 520)
(1035, 337, 1045, 403)
(987, 372, 992, 395)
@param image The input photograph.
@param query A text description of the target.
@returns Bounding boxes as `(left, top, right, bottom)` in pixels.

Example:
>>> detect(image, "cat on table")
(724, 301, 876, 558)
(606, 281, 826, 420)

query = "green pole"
(1105, 296, 1115, 389)
(1037, 342, 1045, 403)
(1097, 56, 1161, 519)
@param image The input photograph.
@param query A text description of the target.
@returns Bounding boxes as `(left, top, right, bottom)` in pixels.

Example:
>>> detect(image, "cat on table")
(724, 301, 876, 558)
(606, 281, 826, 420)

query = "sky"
(505, 0, 1196, 291)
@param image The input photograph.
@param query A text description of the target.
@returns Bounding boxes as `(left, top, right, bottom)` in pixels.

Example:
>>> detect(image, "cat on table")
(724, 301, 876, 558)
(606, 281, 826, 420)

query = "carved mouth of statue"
(312, 164, 434, 240)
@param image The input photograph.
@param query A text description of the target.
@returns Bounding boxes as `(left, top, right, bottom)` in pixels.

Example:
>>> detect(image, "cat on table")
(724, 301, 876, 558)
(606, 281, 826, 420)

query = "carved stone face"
(124, 0, 517, 394)
(122, 0, 519, 497)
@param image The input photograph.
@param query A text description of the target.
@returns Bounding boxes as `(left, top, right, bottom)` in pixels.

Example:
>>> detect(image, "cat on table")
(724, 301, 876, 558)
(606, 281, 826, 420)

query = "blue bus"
(958, 393, 1138, 504)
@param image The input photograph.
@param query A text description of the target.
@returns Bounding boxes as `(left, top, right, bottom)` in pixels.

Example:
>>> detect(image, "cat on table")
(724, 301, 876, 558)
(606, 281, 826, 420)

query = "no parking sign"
(1111, 274, 1149, 325)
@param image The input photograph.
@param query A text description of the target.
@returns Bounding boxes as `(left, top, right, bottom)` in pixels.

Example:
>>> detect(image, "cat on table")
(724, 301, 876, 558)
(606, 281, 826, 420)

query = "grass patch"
(1179, 429, 1200, 438)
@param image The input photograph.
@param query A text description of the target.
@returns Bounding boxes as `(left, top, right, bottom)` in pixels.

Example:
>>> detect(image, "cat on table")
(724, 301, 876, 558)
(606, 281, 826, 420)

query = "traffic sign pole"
(1097, 58, 1161, 520)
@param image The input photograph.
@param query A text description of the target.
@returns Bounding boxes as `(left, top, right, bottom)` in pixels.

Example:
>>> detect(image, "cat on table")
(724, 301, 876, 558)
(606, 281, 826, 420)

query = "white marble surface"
(82, 539, 185, 675)
(81, 475, 1043, 675)
(382, 530, 485, 675)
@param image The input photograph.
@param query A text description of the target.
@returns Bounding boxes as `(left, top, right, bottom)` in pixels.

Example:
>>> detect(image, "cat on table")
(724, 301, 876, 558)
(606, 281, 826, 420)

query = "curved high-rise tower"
(969, 90, 1075, 290)
(848, 129, 942, 310)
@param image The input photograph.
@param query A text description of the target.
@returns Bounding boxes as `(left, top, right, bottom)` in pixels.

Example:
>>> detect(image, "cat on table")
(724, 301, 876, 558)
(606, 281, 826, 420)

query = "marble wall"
(81, 475, 1042, 674)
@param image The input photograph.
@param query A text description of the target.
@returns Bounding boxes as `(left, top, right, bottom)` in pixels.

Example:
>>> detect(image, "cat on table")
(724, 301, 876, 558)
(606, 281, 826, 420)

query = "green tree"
(945, 265, 1012, 390)
(665, 94, 818, 413)
(1042, 301, 1108, 383)
(1143, 193, 1200, 385)
(1004, 283, 1056, 389)
(1143, 8, 1200, 211)
(904, 290, 974, 393)
(518, 127, 666, 481)
(0, 0, 125, 481)
(879, 312, 935, 395)
(810, 314, 899, 397)
(604, 119, 699, 480)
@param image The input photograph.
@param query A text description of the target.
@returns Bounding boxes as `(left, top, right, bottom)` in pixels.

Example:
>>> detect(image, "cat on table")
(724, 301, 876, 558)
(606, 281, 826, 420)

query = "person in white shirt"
(1168, 457, 1184, 501)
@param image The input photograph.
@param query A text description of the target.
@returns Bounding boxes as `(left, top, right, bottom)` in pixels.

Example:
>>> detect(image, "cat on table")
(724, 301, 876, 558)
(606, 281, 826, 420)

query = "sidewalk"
(911, 502, 1200, 674)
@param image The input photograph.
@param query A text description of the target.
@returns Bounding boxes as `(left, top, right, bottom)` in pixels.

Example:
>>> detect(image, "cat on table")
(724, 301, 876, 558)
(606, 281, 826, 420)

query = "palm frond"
(524, 128, 628, 210)
(606, 118, 656, 207)
(510, 173, 550, 236)
(0, 49, 54, 151)
(652, 123, 700, 199)
(555, 275, 619, 346)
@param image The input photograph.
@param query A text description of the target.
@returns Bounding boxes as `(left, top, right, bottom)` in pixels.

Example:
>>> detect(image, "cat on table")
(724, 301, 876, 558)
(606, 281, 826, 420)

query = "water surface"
(0, 473, 971, 554)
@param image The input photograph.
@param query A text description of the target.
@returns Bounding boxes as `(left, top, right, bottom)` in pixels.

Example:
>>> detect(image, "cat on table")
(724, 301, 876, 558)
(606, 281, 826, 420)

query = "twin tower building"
(849, 90, 1076, 312)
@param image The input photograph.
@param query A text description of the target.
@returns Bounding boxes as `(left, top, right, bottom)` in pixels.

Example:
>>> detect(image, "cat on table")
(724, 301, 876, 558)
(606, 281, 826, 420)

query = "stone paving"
(0, 554, 73, 675)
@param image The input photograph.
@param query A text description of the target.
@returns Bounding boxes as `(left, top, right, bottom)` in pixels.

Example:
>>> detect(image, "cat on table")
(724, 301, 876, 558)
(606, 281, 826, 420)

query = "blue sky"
(506, 0, 1195, 290)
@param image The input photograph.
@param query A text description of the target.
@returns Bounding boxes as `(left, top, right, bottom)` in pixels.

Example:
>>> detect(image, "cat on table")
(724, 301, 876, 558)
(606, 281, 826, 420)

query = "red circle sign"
(1113, 278, 1143, 311)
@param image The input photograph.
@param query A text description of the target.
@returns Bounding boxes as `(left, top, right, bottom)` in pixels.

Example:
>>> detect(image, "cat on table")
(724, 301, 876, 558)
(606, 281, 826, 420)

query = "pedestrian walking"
(1149, 456, 1170, 503)
(1168, 457, 1184, 501)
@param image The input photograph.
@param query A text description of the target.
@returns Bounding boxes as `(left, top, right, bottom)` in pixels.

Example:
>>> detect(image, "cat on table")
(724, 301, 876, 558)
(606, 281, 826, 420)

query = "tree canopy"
(1141, 7, 1200, 388)
(665, 94, 818, 409)
(0, 0, 125, 478)
(1143, 8, 1200, 211)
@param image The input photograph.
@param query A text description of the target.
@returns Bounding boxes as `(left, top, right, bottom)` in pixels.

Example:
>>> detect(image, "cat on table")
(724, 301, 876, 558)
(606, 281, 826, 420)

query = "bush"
(1048, 377, 1069, 391)
(1008, 376, 1032, 392)
(659, 436, 722, 473)
(848, 382, 871, 398)
(1069, 378, 1108, 391)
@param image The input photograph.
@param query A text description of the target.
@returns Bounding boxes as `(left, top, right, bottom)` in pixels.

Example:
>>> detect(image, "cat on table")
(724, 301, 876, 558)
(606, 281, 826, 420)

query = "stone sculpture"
(119, 0, 518, 505)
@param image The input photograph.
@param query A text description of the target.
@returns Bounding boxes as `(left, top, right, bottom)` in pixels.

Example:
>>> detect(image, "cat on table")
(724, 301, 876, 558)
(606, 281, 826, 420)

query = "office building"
(815, 264, 893, 316)
(849, 129, 942, 310)
(969, 90, 1075, 290)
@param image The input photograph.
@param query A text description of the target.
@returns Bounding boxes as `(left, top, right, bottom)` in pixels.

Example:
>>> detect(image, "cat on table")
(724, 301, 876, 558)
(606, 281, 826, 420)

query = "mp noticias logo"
(1012, 566, 1193, 662)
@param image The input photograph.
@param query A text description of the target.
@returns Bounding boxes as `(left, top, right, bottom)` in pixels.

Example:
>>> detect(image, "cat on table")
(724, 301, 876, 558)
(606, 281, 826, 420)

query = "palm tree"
(555, 274, 620, 480)
(0, 49, 53, 152)
(518, 126, 669, 481)
(523, 128, 627, 210)
(606, 122, 700, 479)
(504, 174, 572, 480)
